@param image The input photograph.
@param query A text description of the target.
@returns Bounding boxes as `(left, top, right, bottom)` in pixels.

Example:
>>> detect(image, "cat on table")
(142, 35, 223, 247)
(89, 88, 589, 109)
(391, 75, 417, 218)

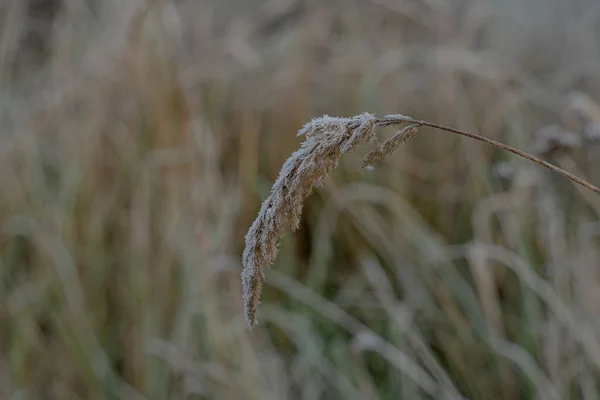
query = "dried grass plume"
(241, 113, 600, 326)
(241, 113, 378, 325)
(361, 124, 420, 169)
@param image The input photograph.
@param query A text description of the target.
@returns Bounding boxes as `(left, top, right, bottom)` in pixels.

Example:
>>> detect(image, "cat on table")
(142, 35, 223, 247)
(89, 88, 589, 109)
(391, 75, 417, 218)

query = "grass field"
(1, 0, 600, 399)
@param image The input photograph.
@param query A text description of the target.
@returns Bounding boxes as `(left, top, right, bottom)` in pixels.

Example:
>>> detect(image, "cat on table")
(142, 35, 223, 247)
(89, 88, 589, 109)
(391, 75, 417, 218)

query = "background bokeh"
(2, 0, 600, 399)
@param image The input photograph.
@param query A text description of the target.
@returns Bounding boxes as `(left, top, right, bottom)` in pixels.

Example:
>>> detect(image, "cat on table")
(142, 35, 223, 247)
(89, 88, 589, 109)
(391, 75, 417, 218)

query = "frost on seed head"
(242, 112, 378, 326)
(361, 124, 419, 169)
(241, 112, 600, 326)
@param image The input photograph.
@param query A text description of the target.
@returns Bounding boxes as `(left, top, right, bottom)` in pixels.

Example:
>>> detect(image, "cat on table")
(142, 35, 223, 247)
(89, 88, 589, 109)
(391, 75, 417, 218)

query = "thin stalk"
(376, 116, 600, 196)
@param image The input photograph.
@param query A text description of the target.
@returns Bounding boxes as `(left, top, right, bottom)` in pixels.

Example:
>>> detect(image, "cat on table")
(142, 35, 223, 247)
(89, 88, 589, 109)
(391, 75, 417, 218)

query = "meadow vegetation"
(1, 0, 600, 399)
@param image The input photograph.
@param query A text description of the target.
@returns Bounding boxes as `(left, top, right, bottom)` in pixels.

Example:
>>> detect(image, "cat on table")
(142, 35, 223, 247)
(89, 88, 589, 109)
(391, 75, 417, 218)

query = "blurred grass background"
(1, 0, 600, 399)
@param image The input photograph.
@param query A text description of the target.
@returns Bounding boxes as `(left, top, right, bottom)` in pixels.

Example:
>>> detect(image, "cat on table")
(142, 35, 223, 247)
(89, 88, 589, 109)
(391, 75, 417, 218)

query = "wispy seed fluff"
(241, 111, 600, 325)
(361, 124, 420, 169)
(241, 113, 378, 326)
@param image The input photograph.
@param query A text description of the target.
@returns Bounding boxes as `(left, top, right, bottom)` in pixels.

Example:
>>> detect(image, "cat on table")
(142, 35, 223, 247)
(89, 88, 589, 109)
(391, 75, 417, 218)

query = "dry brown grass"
(2, 0, 600, 399)
(243, 113, 600, 326)
(242, 113, 378, 325)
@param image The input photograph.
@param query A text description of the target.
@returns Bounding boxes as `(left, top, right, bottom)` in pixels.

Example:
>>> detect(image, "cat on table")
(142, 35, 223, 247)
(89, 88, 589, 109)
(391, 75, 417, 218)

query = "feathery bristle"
(241, 113, 377, 325)
(361, 124, 419, 169)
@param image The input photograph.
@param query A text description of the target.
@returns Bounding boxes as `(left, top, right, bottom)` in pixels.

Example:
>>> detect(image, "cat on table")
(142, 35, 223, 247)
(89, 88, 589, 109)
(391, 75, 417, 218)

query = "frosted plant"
(241, 113, 378, 325)
(242, 113, 600, 326)
(361, 124, 420, 169)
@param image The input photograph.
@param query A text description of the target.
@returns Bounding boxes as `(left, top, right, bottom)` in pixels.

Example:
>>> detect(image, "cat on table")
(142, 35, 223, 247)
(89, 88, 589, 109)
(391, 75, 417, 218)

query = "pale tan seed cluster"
(241, 113, 380, 325)
(361, 124, 420, 169)
(242, 112, 600, 327)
